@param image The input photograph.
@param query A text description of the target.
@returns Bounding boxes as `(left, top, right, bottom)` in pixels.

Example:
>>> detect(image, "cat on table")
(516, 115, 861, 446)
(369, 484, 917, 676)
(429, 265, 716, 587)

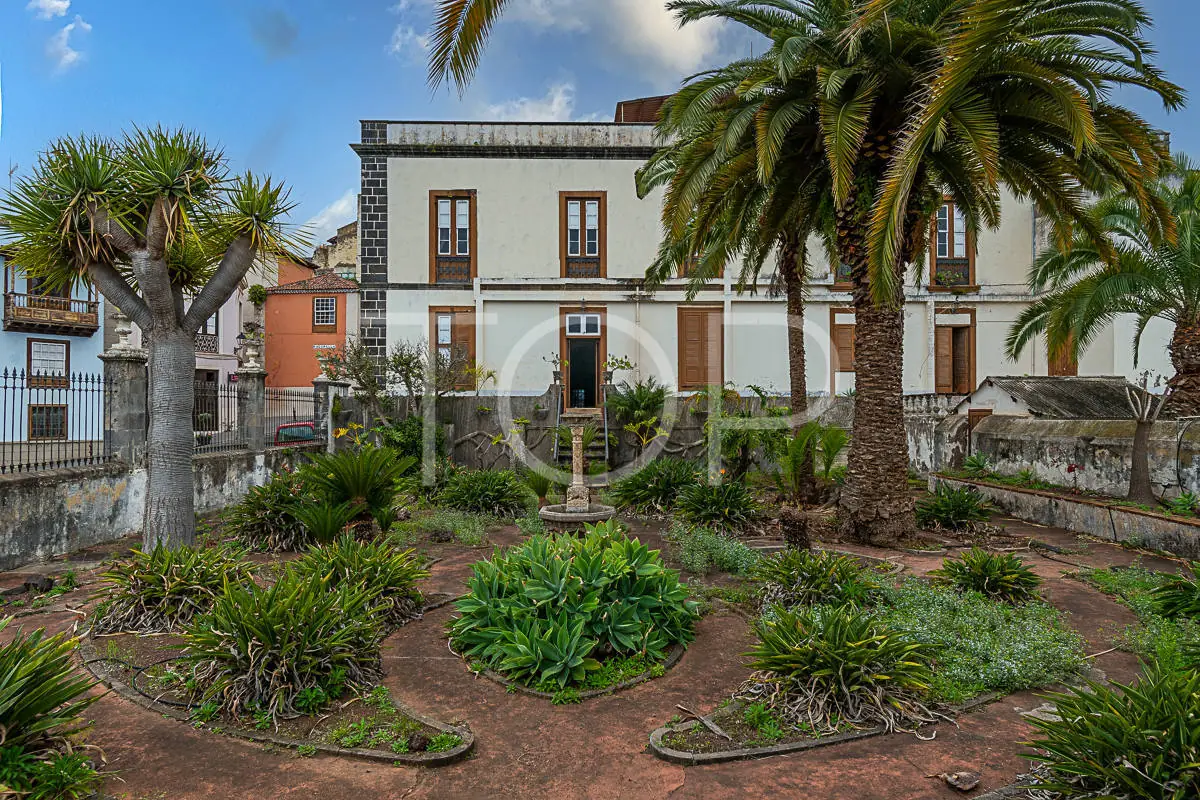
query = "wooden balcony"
(3, 292, 100, 336)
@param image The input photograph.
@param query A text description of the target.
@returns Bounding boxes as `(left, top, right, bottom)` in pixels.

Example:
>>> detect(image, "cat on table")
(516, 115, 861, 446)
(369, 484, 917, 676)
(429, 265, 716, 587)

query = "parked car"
(274, 421, 315, 445)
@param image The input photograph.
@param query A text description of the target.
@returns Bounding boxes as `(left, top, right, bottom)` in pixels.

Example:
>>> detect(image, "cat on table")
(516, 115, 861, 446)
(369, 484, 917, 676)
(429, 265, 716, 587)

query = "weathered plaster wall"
(0, 446, 318, 570)
(933, 475, 1200, 559)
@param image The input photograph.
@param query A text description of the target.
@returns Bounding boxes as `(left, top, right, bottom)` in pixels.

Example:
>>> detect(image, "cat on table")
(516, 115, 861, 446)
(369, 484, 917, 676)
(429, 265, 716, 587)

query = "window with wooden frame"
(930, 198, 976, 289)
(312, 297, 338, 333)
(28, 404, 67, 441)
(829, 310, 855, 394)
(934, 309, 976, 394)
(430, 306, 476, 390)
(678, 306, 723, 390)
(27, 339, 69, 387)
(429, 191, 477, 284)
(560, 192, 606, 278)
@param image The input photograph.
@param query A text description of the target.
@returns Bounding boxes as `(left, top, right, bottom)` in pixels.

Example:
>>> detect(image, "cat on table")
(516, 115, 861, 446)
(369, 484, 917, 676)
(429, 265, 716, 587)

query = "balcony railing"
(565, 258, 602, 279)
(434, 256, 472, 284)
(3, 292, 100, 336)
(195, 333, 219, 353)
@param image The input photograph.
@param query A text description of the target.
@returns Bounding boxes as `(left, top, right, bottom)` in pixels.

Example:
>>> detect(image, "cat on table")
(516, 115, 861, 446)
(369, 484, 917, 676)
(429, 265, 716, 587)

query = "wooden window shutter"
(935, 327, 954, 394)
(679, 307, 722, 389)
(833, 325, 855, 371)
(451, 310, 475, 389)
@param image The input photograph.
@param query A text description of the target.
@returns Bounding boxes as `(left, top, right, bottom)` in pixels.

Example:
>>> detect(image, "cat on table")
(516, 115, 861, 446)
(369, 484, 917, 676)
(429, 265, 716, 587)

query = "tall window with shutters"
(430, 306, 476, 390)
(560, 192, 606, 278)
(930, 199, 975, 289)
(677, 306, 723, 390)
(429, 191, 477, 284)
(935, 319, 975, 394)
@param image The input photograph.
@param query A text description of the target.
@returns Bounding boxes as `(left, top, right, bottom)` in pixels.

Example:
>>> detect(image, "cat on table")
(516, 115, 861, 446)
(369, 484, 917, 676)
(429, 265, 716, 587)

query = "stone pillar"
(99, 316, 148, 465)
(313, 375, 351, 452)
(237, 368, 267, 452)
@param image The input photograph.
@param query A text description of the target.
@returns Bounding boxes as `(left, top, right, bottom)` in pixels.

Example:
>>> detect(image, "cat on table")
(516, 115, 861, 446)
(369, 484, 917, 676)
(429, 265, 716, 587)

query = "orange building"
(264, 259, 359, 388)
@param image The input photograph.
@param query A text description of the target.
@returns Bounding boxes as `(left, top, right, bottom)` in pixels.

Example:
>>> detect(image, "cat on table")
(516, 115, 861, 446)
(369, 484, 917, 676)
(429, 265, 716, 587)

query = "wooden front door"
(935, 326, 974, 395)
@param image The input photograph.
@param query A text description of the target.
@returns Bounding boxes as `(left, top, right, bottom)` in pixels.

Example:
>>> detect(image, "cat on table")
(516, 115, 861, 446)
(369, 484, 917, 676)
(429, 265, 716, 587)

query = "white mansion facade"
(350, 112, 1172, 408)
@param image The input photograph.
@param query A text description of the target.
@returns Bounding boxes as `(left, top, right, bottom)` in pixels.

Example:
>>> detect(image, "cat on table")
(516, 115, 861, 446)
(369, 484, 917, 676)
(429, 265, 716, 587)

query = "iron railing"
(194, 333, 219, 353)
(434, 256, 472, 284)
(265, 387, 317, 446)
(564, 258, 602, 279)
(0, 367, 111, 475)
(194, 380, 246, 453)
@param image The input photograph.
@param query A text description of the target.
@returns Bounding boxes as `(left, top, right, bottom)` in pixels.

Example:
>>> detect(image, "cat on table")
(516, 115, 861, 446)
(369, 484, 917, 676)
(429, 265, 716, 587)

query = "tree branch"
(130, 251, 179, 325)
(87, 202, 138, 255)
(86, 262, 152, 330)
(182, 236, 254, 333)
(145, 197, 170, 260)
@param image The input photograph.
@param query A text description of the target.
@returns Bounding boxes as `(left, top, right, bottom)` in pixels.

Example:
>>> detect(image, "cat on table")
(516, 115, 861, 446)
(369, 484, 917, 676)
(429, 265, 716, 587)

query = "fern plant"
(928, 549, 1042, 603)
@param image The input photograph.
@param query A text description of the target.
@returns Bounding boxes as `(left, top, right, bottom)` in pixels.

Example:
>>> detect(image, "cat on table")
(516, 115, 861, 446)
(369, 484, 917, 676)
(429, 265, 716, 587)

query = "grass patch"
(872, 579, 1087, 703)
(1077, 562, 1200, 674)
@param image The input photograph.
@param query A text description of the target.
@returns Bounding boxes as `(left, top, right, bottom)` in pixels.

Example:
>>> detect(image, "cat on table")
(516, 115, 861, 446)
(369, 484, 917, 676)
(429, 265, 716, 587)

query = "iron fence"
(0, 367, 111, 475)
(265, 386, 317, 447)
(194, 380, 246, 453)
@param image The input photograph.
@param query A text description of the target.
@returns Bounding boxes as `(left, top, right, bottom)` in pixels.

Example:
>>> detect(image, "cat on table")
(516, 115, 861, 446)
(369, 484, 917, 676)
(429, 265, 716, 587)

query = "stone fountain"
(538, 408, 616, 532)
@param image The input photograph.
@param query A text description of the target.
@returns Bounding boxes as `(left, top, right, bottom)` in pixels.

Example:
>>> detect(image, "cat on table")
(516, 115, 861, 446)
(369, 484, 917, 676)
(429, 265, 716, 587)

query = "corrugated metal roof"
(974, 376, 1139, 419)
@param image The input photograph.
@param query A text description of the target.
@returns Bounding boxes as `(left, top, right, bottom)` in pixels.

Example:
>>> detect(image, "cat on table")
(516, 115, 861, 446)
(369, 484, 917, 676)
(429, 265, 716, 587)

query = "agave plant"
(0, 618, 97, 752)
(961, 453, 995, 479)
(928, 549, 1042, 604)
(92, 545, 253, 633)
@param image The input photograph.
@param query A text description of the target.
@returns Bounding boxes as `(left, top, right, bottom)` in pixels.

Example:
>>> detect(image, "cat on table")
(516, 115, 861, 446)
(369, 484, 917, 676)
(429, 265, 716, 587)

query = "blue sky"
(0, 0, 1197, 246)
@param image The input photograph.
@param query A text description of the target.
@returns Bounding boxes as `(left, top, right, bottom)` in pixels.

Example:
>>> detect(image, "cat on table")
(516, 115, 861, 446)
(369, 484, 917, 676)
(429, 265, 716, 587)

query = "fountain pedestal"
(538, 408, 616, 532)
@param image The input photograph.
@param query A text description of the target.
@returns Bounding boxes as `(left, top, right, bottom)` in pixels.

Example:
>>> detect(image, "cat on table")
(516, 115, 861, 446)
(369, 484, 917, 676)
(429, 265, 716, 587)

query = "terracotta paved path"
(2, 518, 1184, 800)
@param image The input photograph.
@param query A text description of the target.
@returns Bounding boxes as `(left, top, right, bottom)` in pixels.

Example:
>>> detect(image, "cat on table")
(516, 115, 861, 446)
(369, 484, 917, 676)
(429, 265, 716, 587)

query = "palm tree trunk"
(144, 326, 197, 548)
(1127, 418, 1157, 505)
(836, 218, 915, 545)
(1165, 321, 1200, 416)
(781, 236, 817, 505)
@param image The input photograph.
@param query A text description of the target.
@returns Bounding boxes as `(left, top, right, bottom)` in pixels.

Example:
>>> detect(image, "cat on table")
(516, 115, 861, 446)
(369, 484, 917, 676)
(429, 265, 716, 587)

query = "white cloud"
(304, 190, 357, 248)
(389, 25, 431, 57)
(483, 82, 601, 122)
(46, 15, 90, 73)
(27, 0, 70, 20)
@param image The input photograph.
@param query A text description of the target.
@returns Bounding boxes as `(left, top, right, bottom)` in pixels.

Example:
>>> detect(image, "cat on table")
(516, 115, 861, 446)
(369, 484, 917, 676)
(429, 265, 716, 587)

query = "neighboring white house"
(349, 104, 1174, 409)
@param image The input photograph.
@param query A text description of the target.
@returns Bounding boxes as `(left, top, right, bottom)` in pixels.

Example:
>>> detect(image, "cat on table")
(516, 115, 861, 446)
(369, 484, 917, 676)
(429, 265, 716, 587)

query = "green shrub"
(1150, 563, 1200, 618)
(874, 579, 1086, 703)
(915, 485, 991, 530)
(449, 524, 699, 689)
(93, 545, 252, 633)
(437, 469, 531, 517)
(676, 480, 757, 530)
(1166, 492, 1199, 516)
(754, 549, 878, 609)
(291, 502, 362, 545)
(961, 453, 994, 478)
(395, 458, 460, 508)
(1026, 665, 1200, 799)
(609, 458, 701, 513)
(304, 446, 415, 519)
(183, 573, 383, 720)
(378, 415, 446, 461)
(0, 747, 101, 800)
(928, 548, 1041, 603)
(292, 536, 429, 626)
(606, 377, 668, 424)
(0, 619, 96, 752)
(745, 605, 934, 734)
(664, 523, 761, 575)
(223, 470, 311, 551)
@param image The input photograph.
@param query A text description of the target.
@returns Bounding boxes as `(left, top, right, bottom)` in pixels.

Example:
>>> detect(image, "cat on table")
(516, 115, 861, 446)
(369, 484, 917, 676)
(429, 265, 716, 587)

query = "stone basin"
(538, 503, 617, 532)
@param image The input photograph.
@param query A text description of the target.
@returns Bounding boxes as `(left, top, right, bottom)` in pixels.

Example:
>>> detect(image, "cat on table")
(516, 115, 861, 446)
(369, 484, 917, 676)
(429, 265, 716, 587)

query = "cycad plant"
(303, 447, 415, 522)
(0, 619, 97, 752)
(0, 127, 305, 547)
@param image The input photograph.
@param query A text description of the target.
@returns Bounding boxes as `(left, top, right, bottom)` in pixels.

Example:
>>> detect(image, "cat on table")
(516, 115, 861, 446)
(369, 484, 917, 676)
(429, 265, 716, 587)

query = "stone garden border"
(647, 692, 999, 766)
(932, 475, 1200, 559)
(472, 642, 687, 700)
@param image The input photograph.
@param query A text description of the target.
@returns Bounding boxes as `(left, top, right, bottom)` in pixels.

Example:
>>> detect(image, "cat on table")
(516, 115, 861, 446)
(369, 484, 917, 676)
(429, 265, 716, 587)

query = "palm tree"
(671, 0, 1180, 544)
(0, 128, 302, 547)
(1007, 155, 1200, 407)
(430, 0, 1181, 544)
